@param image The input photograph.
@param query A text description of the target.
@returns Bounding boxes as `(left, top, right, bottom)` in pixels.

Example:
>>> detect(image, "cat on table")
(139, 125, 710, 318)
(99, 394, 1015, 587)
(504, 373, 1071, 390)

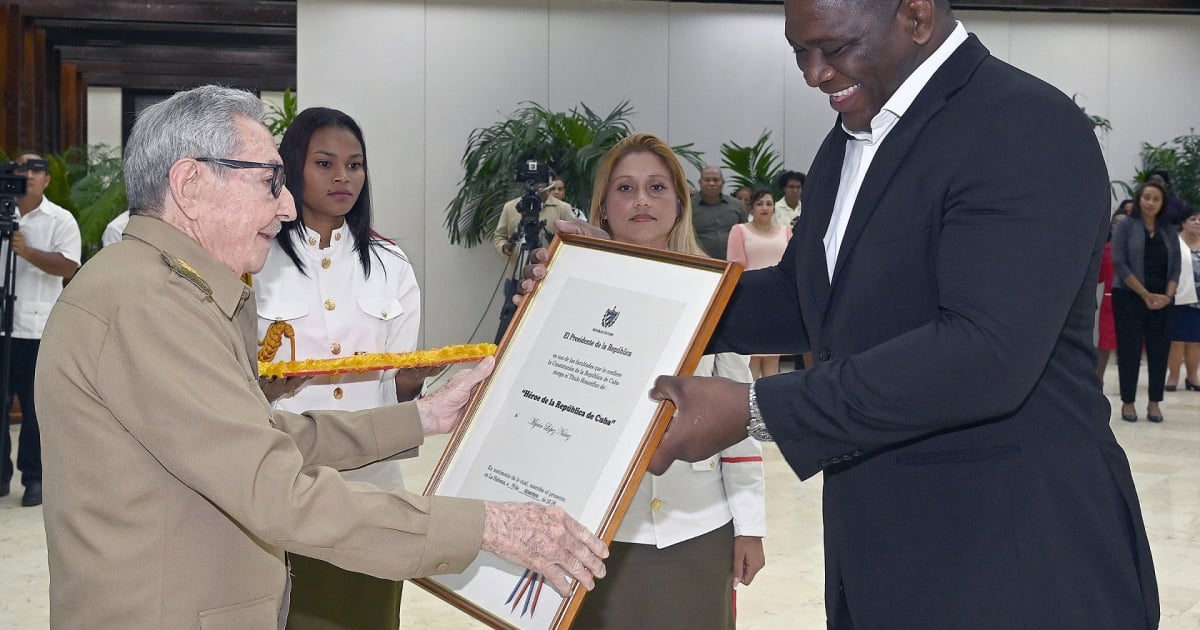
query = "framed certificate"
(414, 233, 742, 629)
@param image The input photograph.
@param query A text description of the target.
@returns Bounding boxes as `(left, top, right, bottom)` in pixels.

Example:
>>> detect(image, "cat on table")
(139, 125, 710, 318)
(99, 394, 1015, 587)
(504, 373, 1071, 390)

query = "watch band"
(747, 382, 774, 442)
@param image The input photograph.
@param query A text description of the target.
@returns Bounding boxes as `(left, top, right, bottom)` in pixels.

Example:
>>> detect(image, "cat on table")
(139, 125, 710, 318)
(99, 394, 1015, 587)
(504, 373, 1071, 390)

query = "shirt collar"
(843, 21, 968, 142)
(124, 214, 250, 320)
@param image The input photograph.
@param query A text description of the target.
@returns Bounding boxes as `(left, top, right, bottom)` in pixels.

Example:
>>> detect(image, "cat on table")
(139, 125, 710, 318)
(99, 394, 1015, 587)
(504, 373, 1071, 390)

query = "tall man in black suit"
(644, 0, 1159, 627)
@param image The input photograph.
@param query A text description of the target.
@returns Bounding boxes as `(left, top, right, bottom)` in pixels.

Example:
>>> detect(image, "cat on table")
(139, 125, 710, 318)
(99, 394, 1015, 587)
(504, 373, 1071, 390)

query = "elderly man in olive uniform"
(35, 85, 606, 629)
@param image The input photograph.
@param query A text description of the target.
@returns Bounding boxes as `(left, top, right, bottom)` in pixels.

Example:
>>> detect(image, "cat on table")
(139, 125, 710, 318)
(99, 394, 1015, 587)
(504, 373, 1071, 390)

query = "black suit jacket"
(712, 36, 1158, 629)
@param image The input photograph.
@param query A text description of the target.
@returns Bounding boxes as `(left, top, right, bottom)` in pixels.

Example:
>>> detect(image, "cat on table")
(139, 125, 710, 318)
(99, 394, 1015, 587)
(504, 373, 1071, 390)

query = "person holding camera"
(491, 173, 575, 342)
(0, 153, 81, 507)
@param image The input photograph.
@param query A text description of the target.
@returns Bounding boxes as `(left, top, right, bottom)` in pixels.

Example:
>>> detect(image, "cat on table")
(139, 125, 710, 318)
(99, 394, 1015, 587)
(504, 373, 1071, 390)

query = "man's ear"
(905, 0, 937, 46)
(168, 159, 202, 220)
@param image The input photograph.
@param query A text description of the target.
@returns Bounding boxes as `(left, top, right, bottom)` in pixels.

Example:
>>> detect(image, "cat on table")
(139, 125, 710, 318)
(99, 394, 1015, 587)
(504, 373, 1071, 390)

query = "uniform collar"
(296, 221, 351, 254)
(124, 214, 250, 320)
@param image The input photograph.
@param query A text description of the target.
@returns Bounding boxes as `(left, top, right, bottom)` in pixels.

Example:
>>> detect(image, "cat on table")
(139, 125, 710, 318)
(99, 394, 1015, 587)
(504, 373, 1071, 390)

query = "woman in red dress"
(1098, 211, 1129, 381)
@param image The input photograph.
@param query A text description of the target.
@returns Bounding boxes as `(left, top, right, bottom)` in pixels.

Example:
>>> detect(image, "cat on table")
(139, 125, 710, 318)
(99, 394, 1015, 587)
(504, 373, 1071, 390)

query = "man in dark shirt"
(692, 166, 746, 259)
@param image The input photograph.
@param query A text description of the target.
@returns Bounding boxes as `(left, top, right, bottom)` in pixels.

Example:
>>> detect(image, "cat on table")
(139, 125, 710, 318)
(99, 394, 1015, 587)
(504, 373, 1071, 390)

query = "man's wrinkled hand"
(415, 356, 494, 435)
(481, 501, 608, 597)
(648, 375, 752, 476)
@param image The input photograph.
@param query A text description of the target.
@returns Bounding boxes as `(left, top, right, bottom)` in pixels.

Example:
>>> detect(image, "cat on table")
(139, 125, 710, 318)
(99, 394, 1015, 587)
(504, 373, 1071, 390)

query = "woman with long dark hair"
(1111, 181, 1180, 422)
(254, 107, 436, 629)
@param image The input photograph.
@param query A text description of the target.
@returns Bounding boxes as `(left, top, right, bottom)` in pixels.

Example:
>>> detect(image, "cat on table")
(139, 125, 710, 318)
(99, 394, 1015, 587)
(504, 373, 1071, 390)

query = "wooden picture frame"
(414, 233, 742, 629)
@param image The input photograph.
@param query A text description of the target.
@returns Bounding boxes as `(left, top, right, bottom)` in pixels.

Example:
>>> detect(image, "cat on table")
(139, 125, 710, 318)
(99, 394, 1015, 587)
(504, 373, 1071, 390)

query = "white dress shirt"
(101, 210, 130, 248)
(254, 223, 421, 489)
(4, 196, 81, 339)
(824, 22, 969, 279)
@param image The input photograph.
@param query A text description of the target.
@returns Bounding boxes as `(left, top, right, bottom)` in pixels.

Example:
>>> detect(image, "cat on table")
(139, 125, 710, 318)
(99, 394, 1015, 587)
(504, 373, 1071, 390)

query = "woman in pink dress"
(726, 188, 792, 379)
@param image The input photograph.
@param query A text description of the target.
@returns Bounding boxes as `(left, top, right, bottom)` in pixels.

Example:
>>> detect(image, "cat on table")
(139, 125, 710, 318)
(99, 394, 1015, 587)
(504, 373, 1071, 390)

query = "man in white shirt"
(101, 210, 130, 247)
(2, 153, 81, 506)
(773, 170, 805, 228)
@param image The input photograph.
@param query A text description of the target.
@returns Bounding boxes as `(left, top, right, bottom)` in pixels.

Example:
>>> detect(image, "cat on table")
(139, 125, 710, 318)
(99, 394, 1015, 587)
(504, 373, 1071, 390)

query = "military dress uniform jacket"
(36, 215, 484, 629)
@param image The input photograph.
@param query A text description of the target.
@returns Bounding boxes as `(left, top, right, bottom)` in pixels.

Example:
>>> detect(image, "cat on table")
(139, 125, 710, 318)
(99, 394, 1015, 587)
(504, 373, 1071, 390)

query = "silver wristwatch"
(747, 382, 774, 442)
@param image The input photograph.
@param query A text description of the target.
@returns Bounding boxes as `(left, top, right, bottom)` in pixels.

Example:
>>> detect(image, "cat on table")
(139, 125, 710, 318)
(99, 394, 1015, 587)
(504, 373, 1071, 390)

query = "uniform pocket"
(257, 299, 309, 323)
(356, 296, 403, 321)
(17, 301, 53, 333)
(198, 594, 278, 630)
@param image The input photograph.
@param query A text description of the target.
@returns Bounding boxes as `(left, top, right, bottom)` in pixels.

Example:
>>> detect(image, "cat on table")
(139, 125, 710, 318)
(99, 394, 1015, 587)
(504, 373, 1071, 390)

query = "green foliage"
(720, 130, 784, 195)
(27, 145, 126, 263)
(1114, 130, 1200, 208)
(265, 88, 299, 140)
(444, 100, 705, 247)
(1072, 94, 1112, 135)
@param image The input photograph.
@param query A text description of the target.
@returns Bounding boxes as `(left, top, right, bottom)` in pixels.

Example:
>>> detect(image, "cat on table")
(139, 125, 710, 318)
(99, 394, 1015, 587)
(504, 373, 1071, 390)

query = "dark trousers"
(494, 279, 519, 344)
(572, 521, 735, 630)
(1113, 289, 1170, 403)
(2, 338, 42, 484)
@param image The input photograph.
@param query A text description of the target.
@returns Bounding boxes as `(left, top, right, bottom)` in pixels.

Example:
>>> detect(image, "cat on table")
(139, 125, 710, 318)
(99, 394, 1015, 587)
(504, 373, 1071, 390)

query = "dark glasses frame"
(195, 157, 285, 198)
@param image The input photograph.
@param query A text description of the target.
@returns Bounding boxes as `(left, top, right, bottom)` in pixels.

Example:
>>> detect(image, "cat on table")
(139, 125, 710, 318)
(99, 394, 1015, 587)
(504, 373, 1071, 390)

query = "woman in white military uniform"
(254, 107, 434, 630)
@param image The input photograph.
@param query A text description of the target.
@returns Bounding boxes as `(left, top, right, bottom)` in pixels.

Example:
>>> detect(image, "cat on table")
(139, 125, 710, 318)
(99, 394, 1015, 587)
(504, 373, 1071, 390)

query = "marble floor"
(2, 361, 1198, 628)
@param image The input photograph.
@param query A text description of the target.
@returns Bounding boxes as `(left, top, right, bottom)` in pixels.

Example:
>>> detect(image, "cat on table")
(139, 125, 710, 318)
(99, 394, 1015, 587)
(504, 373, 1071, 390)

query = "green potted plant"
(265, 88, 299, 141)
(1115, 130, 1200, 207)
(444, 101, 705, 246)
(720, 130, 784, 195)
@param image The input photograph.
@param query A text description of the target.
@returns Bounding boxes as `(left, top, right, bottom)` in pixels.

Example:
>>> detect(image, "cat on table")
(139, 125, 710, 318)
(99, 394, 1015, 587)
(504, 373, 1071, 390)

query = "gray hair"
(124, 85, 265, 217)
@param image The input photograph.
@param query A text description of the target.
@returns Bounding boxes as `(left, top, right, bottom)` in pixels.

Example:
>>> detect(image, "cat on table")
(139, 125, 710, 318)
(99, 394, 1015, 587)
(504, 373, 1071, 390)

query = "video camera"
(511, 159, 556, 256)
(0, 161, 31, 235)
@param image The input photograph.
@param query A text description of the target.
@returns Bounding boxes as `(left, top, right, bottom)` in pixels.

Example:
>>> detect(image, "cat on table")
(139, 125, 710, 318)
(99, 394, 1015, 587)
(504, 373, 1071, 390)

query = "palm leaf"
(720, 130, 784, 194)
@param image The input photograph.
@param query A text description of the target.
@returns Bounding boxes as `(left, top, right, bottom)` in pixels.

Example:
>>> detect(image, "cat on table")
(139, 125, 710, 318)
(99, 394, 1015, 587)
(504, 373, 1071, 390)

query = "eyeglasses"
(195, 157, 286, 198)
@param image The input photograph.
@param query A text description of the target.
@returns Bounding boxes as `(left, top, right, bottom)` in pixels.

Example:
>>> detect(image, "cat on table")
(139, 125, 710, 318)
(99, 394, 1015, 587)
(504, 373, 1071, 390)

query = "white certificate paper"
(417, 235, 740, 630)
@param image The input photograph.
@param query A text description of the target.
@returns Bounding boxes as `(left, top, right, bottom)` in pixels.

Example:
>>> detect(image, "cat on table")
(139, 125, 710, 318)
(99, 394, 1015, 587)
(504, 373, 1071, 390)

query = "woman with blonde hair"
(574, 134, 767, 629)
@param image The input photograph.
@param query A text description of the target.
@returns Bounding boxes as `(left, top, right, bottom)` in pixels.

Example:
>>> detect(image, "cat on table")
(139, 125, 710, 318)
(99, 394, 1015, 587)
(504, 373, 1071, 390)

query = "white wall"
(297, 0, 1200, 348)
(86, 87, 123, 149)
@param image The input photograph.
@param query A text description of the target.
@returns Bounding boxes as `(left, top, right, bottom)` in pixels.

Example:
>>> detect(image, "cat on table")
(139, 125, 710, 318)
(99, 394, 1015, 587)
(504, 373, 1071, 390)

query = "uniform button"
(818, 348, 832, 361)
(321, 257, 331, 269)
(381, 310, 388, 318)
(650, 498, 662, 512)
(330, 342, 342, 355)
(334, 232, 342, 241)
(437, 562, 449, 572)
(333, 387, 343, 400)
(308, 236, 317, 246)
(324, 299, 336, 311)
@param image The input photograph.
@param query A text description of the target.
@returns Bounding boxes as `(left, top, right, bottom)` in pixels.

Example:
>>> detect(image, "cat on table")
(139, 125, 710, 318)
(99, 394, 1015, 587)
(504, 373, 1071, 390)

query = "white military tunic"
(254, 222, 420, 489)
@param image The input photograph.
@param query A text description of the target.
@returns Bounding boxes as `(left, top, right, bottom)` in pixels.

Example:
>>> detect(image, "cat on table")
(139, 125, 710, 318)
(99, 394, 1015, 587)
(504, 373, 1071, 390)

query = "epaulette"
(161, 251, 212, 298)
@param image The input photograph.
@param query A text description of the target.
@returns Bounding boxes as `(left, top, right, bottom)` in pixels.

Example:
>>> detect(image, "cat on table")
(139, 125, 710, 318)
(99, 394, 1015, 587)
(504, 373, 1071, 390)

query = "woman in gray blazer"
(1111, 180, 1180, 422)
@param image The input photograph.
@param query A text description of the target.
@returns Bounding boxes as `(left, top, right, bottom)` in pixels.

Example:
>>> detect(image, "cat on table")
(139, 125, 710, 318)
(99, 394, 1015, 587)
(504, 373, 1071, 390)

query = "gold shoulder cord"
(159, 252, 213, 299)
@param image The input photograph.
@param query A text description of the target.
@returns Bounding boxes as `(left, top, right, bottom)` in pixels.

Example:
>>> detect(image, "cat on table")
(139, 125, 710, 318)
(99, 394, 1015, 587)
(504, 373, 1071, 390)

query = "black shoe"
(1164, 384, 1178, 392)
(0, 479, 9, 497)
(1147, 413, 1164, 424)
(1186, 381, 1200, 392)
(21, 480, 41, 507)
(1120, 408, 1137, 422)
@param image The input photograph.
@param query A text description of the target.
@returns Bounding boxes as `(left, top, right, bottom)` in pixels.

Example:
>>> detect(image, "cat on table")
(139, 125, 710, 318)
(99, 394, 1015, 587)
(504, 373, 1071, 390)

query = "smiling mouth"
(829, 84, 861, 102)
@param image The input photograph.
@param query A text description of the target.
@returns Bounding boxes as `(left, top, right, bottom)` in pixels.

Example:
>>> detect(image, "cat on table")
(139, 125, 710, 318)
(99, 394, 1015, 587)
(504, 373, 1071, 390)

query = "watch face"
(748, 421, 774, 442)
